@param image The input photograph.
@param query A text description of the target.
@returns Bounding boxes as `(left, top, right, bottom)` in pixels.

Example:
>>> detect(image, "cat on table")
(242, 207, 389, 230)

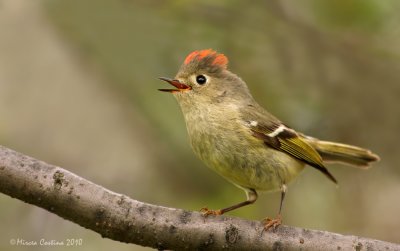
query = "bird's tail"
(305, 138, 380, 168)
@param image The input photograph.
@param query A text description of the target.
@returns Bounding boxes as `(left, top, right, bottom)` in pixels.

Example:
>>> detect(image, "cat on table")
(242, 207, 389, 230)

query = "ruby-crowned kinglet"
(159, 49, 380, 230)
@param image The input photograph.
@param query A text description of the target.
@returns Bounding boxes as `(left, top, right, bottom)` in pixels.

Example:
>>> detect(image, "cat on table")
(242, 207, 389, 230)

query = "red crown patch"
(184, 49, 228, 69)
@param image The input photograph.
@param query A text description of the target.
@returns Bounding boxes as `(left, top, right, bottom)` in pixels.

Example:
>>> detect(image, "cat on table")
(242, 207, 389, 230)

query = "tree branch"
(0, 145, 397, 250)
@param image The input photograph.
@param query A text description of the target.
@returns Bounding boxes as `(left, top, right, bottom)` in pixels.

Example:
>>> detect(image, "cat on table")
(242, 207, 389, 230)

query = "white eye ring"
(191, 74, 210, 85)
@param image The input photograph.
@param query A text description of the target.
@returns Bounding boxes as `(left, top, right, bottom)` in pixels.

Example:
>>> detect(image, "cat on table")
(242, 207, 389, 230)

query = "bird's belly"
(191, 136, 305, 192)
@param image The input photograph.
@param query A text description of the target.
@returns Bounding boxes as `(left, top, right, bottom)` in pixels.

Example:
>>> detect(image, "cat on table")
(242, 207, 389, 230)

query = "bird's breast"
(181, 104, 304, 191)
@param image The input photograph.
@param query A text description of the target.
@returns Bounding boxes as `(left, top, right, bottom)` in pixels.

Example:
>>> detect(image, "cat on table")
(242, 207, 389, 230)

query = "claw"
(200, 207, 222, 217)
(263, 215, 282, 231)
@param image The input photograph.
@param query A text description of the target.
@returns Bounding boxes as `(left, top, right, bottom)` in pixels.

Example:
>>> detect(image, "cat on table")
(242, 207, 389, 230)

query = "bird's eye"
(196, 75, 207, 85)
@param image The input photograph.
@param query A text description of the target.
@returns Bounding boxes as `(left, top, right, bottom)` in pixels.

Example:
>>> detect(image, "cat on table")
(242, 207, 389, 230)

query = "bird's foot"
(200, 207, 222, 217)
(263, 214, 282, 231)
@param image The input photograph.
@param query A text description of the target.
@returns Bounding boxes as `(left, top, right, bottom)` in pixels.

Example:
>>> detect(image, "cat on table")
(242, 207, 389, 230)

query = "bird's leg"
(264, 184, 287, 231)
(201, 189, 257, 216)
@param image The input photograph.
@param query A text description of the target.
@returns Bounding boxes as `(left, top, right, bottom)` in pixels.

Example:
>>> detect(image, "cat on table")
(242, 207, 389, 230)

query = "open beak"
(158, 77, 191, 93)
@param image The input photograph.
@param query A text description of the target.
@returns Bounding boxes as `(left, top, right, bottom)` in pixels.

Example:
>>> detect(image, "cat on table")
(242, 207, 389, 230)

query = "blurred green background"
(1, 0, 399, 250)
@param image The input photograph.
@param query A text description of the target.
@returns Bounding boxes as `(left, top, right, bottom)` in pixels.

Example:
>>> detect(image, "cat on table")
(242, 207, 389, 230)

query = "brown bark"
(0, 145, 398, 250)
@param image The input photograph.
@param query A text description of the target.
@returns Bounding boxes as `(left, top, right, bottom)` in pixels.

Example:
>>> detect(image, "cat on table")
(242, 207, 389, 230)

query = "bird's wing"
(244, 116, 337, 184)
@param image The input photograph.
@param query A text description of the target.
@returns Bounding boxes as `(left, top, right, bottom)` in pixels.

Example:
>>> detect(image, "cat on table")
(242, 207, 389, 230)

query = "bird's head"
(159, 49, 252, 107)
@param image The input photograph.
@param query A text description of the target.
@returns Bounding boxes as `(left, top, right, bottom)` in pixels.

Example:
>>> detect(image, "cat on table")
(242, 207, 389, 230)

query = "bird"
(158, 49, 380, 230)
